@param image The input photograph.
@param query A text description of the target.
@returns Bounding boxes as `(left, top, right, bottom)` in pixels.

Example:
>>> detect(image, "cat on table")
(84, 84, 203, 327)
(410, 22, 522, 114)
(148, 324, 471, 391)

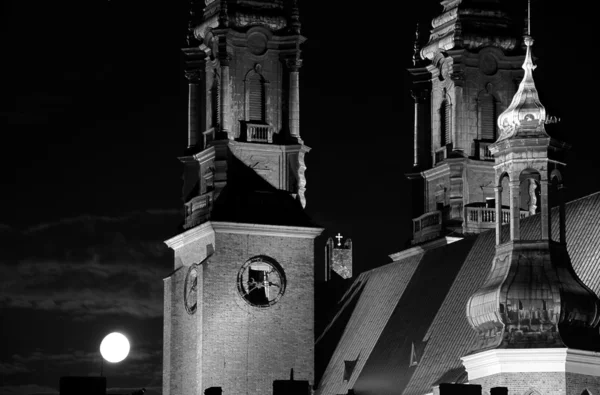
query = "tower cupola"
(465, 25, 600, 352)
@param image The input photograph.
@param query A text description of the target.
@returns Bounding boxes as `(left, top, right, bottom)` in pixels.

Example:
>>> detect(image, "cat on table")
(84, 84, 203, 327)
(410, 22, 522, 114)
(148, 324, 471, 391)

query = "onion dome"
(466, 242, 600, 351)
(496, 35, 549, 141)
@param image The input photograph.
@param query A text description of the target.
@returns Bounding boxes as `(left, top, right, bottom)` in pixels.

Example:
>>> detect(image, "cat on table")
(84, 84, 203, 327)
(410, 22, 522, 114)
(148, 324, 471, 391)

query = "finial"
(527, 0, 531, 36)
(494, 0, 547, 141)
(412, 23, 421, 66)
(218, 0, 229, 27)
(290, 0, 301, 34)
(335, 233, 343, 247)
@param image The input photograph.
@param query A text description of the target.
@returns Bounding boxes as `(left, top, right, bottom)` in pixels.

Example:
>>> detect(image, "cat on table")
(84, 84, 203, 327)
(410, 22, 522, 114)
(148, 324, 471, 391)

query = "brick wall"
(471, 372, 600, 395)
(165, 227, 316, 395)
(201, 231, 315, 394)
(164, 266, 200, 395)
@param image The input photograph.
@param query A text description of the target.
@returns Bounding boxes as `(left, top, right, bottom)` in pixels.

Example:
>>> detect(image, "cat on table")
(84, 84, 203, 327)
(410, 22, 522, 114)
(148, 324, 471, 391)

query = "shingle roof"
(316, 191, 600, 395)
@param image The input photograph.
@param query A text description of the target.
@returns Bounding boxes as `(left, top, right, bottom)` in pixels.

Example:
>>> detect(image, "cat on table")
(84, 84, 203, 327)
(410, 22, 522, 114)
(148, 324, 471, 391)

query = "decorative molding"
(212, 221, 323, 239)
(184, 69, 203, 82)
(164, 222, 215, 250)
(389, 236, 463, 261)
(461, 348, 600, 381)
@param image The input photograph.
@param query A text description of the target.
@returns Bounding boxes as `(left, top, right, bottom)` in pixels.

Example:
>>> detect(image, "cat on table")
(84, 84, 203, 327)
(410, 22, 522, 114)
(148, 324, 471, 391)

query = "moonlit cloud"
(0, 210, 179, 319)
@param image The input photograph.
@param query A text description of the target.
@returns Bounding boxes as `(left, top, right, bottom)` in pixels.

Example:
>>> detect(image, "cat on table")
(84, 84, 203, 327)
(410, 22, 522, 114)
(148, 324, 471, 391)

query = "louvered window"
(440, 99, 451, 146)
(211, 72, 220, 128)
(480, 93, 496, 140)
(248, 73, 265, 122)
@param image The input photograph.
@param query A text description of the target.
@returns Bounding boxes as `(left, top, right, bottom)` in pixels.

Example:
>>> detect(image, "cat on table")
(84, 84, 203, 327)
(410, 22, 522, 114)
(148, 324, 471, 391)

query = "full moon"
(100, 332, 130, 363)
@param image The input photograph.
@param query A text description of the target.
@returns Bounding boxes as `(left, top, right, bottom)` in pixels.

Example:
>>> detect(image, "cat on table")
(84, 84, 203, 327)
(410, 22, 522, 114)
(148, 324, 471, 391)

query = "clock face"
(237, 256, 286, 308)
(184, 264, 199, 315)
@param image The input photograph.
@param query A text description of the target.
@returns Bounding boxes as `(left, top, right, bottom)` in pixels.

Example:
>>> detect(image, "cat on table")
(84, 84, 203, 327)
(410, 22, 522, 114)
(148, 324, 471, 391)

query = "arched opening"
(497, 172, 510, 244)
(246, 71, 266, 123)
(440, 90, 452, 147)
(550, 169, 565, 243)
(519, 168, 541, 240)
(581, 389, 592, 395)
(211, 70, 220, 129)
(478, 85, 498, 141)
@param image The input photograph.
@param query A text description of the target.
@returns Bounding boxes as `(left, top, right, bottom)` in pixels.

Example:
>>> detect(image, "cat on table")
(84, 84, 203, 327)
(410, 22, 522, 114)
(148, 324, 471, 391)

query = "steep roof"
(316, 192, 600, 395)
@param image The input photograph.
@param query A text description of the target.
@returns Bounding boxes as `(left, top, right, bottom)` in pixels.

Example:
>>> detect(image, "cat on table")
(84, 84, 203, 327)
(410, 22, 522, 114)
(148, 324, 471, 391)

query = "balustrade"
(476, 140, 494, 160)
(412, 211, 442, 244)
(464, 205, 530, 233)
(247, 123, 273, 143)
(184, 191, 214, 229)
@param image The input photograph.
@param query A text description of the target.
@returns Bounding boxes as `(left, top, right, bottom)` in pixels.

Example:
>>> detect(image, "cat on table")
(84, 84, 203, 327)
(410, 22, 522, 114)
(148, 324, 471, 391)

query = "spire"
(496, 1, 548, 142)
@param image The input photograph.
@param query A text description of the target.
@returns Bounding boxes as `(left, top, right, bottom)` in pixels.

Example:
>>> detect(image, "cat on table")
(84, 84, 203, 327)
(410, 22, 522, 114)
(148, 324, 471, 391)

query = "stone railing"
(203, 127, 215, 148)
(463, 206, 530, 233)
(412, 210, 442, 244)
(184, 191, 214, 229)
(247, 123, 273, 143)
(475, 140, 494, 160)
(434, 146, 448, 165)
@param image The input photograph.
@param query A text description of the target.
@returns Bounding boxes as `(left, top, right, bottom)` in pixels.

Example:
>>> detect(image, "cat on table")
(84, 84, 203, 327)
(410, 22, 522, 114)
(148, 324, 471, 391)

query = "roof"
(316, 191, 600, 395)
(210, 153, 316, 228)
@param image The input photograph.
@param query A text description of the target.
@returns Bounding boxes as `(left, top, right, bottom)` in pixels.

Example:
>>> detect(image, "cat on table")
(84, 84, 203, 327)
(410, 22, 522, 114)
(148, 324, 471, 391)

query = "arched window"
(246, 71, 266, 122)
(479, 89, 497, 140)
(581, 389, 592, 395)
(211, 71, 220, 128)
(440, 96, 451, 146)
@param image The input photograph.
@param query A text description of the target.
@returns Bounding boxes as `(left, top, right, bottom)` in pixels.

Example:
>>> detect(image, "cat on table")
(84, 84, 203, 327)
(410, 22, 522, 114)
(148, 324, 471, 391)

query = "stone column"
(411, 90, 424, 168)
(287, 58, 302, 142)
(509, 180, 521, 241)
(540, 179, 549, 240)
(219, 56, 232, 139)
(558, 184, 566, 244)
(495, 186, 502, 245)
(185, 69, 202, 150)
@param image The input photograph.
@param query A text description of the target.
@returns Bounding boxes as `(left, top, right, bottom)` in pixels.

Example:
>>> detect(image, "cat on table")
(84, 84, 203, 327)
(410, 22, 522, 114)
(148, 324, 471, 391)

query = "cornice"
(229, 141, 310, 154)
(211, 221, 323, 239)
(389, 236, 463, 261)
(193, 145, 216, 163)
(461, 348, 600, 381)
(164, 222, 215, 251)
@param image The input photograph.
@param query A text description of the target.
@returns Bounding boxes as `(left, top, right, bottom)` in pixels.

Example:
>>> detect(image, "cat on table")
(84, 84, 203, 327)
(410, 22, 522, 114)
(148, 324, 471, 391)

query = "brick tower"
(162, 1, 322, 394)
(408, 0, 530, 243)
(463, 20, 600, 394)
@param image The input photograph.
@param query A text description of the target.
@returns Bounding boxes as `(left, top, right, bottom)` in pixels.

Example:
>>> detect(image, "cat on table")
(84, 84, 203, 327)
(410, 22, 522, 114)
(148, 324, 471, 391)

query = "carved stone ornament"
(247, 32, 268, 56)
(185, 69, 203, 82)
(480, 53, 498, 76)
(184, 263, 200, 314)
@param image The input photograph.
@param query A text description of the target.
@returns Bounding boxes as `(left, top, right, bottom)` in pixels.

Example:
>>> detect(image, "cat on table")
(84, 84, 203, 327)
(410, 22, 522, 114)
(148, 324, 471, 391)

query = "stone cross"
(335, 233, 343, 247)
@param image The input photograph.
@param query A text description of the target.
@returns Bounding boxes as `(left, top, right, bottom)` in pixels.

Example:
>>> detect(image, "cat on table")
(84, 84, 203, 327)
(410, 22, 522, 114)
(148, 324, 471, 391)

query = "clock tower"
(162, 1, 322, 395)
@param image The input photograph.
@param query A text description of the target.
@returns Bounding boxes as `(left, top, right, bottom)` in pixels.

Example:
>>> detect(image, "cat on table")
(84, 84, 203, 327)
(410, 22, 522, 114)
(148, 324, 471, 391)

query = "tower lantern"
(463, 16, 600, 391)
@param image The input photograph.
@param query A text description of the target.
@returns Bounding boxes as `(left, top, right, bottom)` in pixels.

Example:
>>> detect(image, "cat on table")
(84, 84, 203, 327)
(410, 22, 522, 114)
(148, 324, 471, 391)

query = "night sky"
(1, 0, 598, 394)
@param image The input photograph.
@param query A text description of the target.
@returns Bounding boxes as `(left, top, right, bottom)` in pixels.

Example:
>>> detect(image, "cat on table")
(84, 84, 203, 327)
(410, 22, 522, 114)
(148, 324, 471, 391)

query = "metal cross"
(335, 233, 343, 247)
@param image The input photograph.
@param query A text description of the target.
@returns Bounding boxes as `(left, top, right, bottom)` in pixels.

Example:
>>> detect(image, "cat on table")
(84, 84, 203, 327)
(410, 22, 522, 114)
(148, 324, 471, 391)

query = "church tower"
(162, 1, 322, 394)
(408, 0, 529, 244)
(463, 20, 600, 394)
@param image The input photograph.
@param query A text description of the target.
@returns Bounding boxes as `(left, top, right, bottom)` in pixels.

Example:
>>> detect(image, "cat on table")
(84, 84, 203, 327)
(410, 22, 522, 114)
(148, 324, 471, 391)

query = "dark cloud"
(0, 210, 179, 319)
(0, 384, 58, 395)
